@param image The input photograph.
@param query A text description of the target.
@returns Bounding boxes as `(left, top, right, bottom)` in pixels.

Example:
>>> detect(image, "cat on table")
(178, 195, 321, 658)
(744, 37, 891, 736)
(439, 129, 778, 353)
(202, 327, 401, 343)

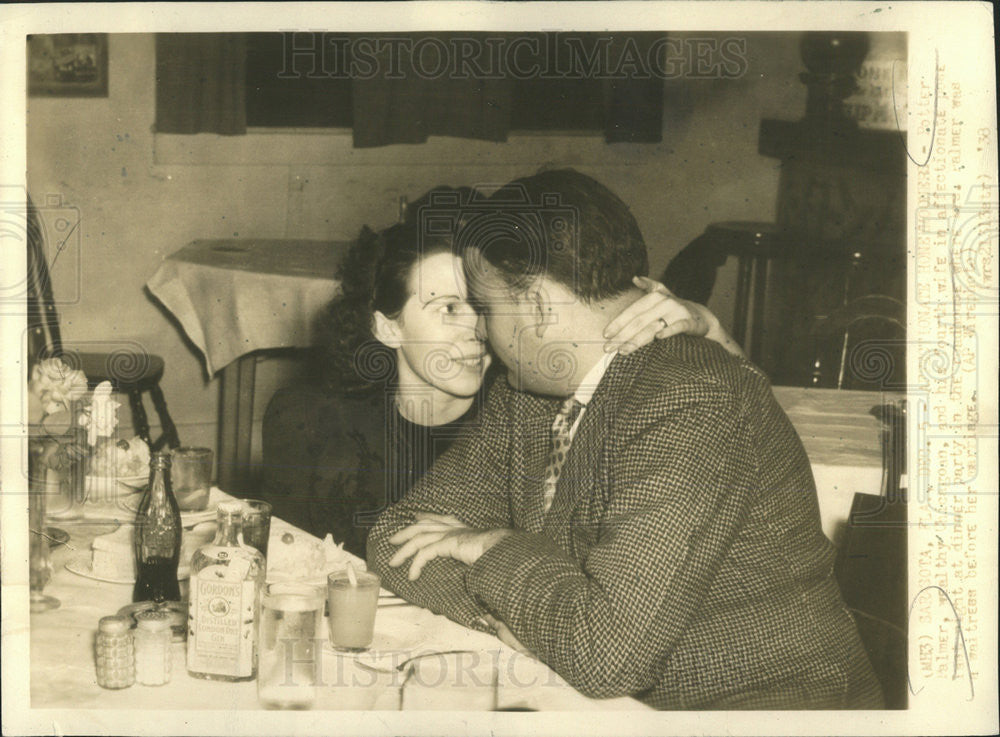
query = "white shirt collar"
(571, 350, 618, 407)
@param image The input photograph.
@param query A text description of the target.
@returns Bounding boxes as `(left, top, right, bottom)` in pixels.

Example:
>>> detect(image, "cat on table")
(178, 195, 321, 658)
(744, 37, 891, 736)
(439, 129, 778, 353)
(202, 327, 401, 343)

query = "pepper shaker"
(95, 615, 135, 689)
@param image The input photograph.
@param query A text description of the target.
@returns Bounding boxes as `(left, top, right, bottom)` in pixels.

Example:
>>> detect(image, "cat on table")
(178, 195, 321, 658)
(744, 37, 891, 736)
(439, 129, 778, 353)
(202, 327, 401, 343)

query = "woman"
(260, 188, 742, 556)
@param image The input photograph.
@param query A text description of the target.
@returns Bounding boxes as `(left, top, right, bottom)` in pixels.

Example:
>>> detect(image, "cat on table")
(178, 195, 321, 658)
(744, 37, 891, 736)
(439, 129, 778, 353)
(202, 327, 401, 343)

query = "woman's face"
(386, 251, 489, 398)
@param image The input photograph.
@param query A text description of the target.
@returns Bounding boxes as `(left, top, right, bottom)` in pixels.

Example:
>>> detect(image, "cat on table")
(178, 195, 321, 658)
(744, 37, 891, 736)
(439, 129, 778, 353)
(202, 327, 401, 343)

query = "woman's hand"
(602, 276, 745, 358)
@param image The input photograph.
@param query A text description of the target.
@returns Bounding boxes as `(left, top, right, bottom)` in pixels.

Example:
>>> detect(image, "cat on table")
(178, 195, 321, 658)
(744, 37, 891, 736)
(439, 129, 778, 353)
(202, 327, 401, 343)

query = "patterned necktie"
(541, 397, 585, 514)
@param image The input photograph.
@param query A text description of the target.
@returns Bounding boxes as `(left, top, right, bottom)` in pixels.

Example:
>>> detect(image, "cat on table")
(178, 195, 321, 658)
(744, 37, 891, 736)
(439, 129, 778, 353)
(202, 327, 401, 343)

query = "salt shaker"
(134, 610, 172, 685)
(95, 615, 135, 689)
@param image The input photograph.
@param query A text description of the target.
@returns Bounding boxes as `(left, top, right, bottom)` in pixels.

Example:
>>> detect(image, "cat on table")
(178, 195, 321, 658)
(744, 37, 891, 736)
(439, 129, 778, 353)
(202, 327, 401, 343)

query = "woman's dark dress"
(258, 378, 488, 558)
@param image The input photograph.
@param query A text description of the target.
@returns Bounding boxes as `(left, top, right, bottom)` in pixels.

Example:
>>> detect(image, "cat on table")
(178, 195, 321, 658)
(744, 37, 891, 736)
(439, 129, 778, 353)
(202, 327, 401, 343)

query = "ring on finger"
(657, 317, 669, 330)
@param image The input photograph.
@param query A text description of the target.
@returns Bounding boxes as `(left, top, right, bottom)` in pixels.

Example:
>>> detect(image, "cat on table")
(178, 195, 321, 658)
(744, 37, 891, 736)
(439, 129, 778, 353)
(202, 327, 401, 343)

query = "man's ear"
(529, 283, 556, 338)
(372, 311, 402, 349)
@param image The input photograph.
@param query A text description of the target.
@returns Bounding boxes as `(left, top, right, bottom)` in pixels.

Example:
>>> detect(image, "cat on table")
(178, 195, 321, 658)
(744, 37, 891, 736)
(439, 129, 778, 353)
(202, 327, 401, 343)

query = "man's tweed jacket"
(367, 335, 883, 709)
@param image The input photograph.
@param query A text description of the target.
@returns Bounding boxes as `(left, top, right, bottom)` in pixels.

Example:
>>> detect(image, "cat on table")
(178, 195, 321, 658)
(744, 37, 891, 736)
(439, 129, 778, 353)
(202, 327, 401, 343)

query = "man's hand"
(387, 512, 513, 581)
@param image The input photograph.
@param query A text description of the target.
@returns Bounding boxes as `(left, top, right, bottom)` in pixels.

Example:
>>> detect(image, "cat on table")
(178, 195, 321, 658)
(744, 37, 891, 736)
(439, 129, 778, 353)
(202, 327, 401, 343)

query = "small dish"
(116, 476, 149, 492)
(65, 553, 191, 584)
(355, 646, 474, 675)
(85, 474, 148, 500)
(334, 620, 428, 671)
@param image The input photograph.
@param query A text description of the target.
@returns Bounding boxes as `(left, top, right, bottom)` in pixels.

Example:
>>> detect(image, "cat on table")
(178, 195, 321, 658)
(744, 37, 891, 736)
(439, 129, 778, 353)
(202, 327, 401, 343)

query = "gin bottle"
(187, 500, 265, 681)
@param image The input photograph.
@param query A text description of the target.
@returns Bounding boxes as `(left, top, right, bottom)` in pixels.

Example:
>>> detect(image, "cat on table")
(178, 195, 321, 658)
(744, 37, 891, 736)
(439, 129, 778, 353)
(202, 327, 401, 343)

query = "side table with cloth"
(146, 239, 351, 490)
(29, 490, 647, 713)
(771, 386, 902, 545)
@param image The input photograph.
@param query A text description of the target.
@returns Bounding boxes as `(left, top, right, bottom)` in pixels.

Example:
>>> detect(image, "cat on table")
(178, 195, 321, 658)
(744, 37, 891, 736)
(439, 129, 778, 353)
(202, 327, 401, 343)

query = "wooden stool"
(703, 222, 793, 362)
(663, 221, 793, 365)
(27, 195, 181, 453)
(70, 351, 181, 452)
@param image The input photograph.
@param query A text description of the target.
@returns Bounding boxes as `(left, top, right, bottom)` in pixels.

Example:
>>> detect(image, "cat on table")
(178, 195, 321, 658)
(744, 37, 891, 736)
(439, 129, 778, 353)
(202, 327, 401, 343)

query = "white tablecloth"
(29, 491, 646, 713)
(147, 240, 349, 376)
(772, 386, 899, 545)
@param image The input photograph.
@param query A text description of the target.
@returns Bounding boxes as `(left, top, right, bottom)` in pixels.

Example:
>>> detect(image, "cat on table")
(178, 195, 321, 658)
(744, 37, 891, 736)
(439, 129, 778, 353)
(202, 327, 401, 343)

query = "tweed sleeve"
(466, 386, 754, 699)
(366, 380, 514, 629)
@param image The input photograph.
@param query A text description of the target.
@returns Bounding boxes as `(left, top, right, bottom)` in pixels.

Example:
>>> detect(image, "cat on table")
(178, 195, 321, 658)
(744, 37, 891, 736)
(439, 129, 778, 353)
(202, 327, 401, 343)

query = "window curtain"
(351, 33, 511, 148)
(603, 34, 665, 144)
(155, 33, 247, 135)
(351, 32, 664, 147)
(152, 32, 663, 144)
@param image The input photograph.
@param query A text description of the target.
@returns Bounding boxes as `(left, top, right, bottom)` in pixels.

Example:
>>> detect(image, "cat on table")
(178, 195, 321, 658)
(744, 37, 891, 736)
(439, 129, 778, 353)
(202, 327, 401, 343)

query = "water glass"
(257, 582, 325, 709)
(43, 410, 87, 521)
(241, 499, 272, 557)
(28, 437, 60, 612)
(171, 447, 213, 511)
(326, 571, 380, 652)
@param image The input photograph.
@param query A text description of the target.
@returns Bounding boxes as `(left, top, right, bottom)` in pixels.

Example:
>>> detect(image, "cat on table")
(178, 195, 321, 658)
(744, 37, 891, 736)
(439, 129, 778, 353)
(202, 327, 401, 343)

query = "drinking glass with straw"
(326, 562, 380, 652)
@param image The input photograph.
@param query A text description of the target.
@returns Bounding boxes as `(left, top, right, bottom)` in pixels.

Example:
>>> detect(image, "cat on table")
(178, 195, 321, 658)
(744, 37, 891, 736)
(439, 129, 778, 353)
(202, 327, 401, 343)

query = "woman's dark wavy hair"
(319, 187, 472, 394)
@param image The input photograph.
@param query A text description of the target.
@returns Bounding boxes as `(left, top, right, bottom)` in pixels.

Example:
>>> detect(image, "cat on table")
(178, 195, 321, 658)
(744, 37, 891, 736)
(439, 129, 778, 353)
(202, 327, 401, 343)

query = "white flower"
(29, 358, 89, 416)
(77, 381, 120, 446)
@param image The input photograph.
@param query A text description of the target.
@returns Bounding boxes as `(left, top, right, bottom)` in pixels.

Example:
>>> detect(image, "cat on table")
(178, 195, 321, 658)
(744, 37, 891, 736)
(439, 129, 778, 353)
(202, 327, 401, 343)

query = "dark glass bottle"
(132, 452, 182, 603)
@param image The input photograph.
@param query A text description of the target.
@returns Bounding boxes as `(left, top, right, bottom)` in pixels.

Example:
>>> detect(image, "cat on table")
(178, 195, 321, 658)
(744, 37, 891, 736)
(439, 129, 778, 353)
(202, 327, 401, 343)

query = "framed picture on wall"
(28, 33, 109, 97)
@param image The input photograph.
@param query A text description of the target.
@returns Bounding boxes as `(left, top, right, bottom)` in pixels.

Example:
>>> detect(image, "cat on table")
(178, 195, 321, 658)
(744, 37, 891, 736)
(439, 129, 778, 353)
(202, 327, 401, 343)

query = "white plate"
(267, 571, 330, 588)
(115, 476, 149, 491)
(84, 475, 147, 501)
(179, 508, 218, 527)
(120, 487, 222, 527)
(266, 562, 365, 588)
(65, 553, 190, 584)
(337, 619, 429, 672)
(265, 536, 364, 587)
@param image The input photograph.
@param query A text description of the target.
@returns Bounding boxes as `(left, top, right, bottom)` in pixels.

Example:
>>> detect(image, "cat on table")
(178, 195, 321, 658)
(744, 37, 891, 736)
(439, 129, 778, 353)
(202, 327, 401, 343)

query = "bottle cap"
(217, 500, 243, 517)
(135, 610, 172, 632)
(150, 451, 172, 469)
(98, 615, 131, 634)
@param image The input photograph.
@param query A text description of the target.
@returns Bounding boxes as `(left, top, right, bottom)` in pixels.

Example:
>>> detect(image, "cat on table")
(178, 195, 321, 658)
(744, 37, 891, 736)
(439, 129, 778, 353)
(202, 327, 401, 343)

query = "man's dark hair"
(468, 168, 649, 303)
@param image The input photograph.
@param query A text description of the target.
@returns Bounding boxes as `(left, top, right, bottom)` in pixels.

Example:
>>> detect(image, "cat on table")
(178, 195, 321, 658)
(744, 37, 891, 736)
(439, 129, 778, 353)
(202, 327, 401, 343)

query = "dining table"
(28, 488, 648, 716)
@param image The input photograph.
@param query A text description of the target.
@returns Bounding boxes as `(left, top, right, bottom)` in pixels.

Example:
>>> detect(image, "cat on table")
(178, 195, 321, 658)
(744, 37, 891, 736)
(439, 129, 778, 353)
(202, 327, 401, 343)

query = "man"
(367, 169, 882, 709)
